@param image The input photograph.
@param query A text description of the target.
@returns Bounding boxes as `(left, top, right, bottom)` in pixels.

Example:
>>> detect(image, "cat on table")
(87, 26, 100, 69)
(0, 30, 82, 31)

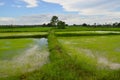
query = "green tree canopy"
(50, 16, 59, 27)
(50, 16, 66, 29)
(57, 20, 66, 29)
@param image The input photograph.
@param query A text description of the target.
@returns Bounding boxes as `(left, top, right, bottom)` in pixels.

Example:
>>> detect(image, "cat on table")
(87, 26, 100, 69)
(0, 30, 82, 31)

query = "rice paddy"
(59, 35, 120, 67)
(0, 38, 49, 78)
(0, 28, 120, 80)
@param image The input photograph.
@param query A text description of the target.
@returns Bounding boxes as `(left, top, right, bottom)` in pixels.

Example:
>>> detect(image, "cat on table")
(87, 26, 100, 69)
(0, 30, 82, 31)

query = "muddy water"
(0, 38, 49, 77)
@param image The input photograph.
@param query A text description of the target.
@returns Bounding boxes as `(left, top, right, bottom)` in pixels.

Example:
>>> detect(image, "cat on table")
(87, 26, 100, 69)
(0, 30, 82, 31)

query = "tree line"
(0, 16, 120, 28)
(72, 22, 120, 28)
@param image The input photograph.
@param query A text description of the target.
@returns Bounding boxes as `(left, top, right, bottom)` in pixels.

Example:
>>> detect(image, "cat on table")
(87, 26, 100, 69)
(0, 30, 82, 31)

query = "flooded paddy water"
(0, 31, 120, 79)
(0, 38, 49, 77)
(59, 35, 120, 70)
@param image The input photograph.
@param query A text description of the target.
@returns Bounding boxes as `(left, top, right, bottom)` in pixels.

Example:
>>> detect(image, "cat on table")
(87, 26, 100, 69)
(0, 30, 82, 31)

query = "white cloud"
(0, 14, 120, 25)
(21, 0, 38, 8)
(0, 0, 119, 25)
(0, 2, 4, 6)
(12, 5, 22, 8)
(0, 17, 15, 25)
(0, 15, 51, 25)
(42, 0, 120, 16)
(0, 17, 15, 21)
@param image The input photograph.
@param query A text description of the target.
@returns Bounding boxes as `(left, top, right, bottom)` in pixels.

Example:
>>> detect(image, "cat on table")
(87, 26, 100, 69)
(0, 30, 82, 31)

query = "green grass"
(55, 27, 120, 32)
(0, 39, 34, 60)
(0, 27, 51, 32)
(56, 31, 120, 37)
(0, 32, 48, 39)
(0, 38, 49, 80)
(20, 30, 100, 80)
(59, 35, 120, 63)
(58, 35, 120, 79)
(0, 27, 120, 33)
(0, 32, 47, 36)
(0, 29, 120, 80)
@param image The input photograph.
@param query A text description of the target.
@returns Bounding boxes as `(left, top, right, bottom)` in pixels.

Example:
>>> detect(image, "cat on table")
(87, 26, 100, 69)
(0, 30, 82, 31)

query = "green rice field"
(0, 29, 120, 80)
(58, 35, 120, 79)
(0, 39, 34, 60)
(59, 35, 120, 67)
(0, 38, 49, 79)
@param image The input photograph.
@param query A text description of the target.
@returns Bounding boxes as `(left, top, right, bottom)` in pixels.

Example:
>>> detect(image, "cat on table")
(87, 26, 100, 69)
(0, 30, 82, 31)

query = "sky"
(0, 0, 120, 25)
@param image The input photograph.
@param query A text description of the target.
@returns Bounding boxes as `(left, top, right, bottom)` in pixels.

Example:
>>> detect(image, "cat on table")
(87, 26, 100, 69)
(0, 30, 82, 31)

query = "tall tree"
(50, 16, 59, 27)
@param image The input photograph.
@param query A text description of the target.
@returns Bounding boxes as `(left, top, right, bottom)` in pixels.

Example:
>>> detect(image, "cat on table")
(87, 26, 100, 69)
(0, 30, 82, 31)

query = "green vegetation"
(0, 27, 51, 32)
(0, 39, 34, 60)
(21, 30, 120, 80)
(0, 26, 120, 33)
(50, 16, 59, 27)
(59, 36, 120, 63)
(48, 16, 66, 29)
(55, 27, 120, 32)
(19, 31, 94, 80)
(0, 15, 120, 80)
(57, 20, 66, 29)
(0, 32, 47, 39)
(0, 38, 49, 80)
(20, 30, 83, 80)
(58, 35, 120, 80)
(0, 27, 120, 80)
(56, 31, 120, 37)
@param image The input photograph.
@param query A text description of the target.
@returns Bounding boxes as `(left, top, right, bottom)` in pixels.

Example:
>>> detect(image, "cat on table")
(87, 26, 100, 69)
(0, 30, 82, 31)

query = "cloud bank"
(43, 0, 120, 15)
(0, 14, 120, 25)
(0, 0, 120, 25)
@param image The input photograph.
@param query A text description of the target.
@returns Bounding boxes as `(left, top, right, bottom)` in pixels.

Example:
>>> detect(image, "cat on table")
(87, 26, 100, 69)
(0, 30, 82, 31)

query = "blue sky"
(0, 0, 77, 17)
(0, 0, 120, 25)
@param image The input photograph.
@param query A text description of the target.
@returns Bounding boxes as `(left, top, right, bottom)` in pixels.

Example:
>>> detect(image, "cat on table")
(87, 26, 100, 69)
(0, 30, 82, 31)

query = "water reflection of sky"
(34, 38, 48, 50)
